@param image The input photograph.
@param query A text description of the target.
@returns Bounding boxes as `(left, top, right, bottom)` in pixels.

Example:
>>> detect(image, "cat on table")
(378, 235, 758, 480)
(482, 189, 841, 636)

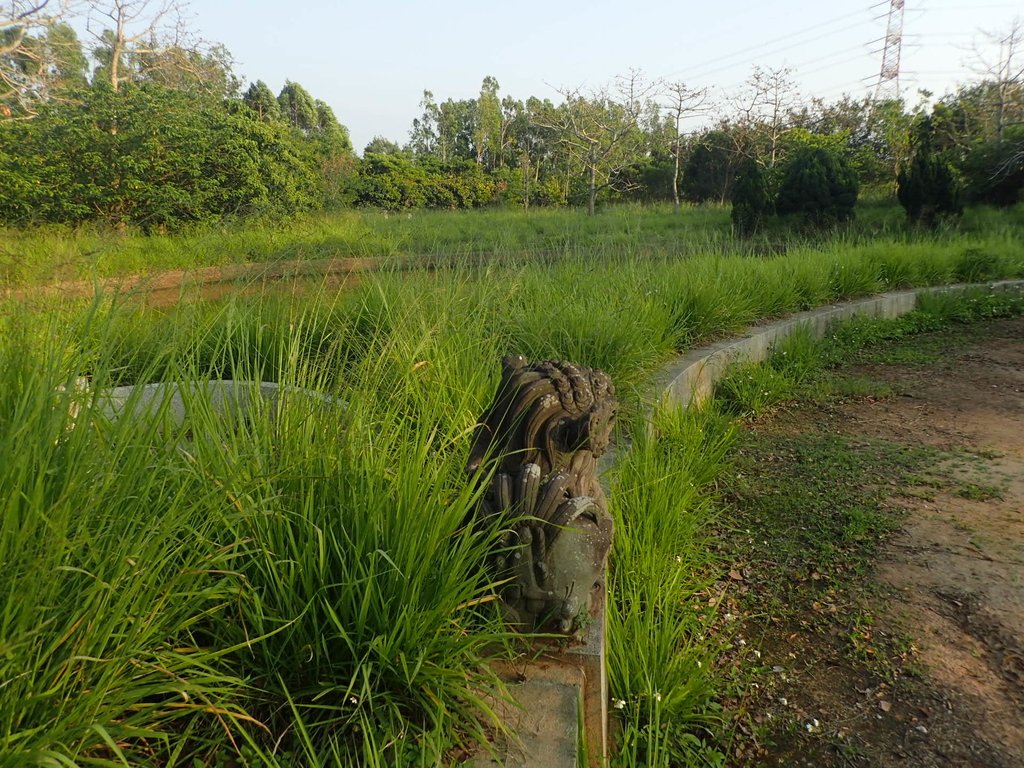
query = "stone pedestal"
(473, 587, 608, 768)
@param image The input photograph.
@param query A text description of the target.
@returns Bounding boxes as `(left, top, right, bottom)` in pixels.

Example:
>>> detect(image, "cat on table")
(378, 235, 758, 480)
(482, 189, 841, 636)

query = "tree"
(473, 75, 501, 168)
(85, 0, 202, 92)
(969, 18, 1024, 143)
(132, 41, 238, 97)
(243, 79, 279, 121)
(682, 129, 742, 203)
(537, 70, 657, 214)
(363, 135, 402, 156)
(775, 146, 858, 228)
(661, 79, 708, 212)
(731, 157, 770, 236)
(0, 81, 322, 228)
(897, 115, 963, 226)
(731, 65, 799, 168)
(277, 79, 317, 131)
(960, 124, 1024, 205)
(1, 0, 78, 117)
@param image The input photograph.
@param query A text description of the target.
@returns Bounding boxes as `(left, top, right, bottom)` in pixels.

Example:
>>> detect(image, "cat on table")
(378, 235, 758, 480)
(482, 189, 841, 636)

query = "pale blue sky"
(186, 1, 1021, 152)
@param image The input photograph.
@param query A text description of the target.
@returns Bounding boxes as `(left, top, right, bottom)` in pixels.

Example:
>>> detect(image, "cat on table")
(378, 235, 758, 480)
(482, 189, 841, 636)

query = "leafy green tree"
(473, 75, 502, 168)
(960, 126, 1024, 206)
(730, 158, 770, 236)
(682, 129, 741, 203)
(363, 135, 403, 156)
(897, 116, 963, 226)
(135, 43, 239, 98)
(775, 146, 858, 227)
(0, 82, 321, 228)
(243, 79, 280, 121)
(278, 80, 318, 132)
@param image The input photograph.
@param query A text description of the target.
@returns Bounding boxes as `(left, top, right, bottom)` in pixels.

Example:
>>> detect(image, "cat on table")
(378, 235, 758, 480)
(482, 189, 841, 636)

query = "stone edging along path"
(649, 279, 1024, 412)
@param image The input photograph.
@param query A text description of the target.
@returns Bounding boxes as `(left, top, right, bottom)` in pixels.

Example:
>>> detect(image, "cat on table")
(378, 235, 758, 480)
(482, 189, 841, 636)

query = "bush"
(775, 146, 859, 228)
(0, 83, 323, 229)
(960, 128, 1024, 207)
(730, 158, 770, 237)
(897, 117, 963, 227)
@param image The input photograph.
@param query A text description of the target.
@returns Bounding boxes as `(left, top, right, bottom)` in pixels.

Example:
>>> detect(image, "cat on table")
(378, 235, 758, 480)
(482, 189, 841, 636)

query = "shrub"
(775, 146, 859, 228)
(960, 127, 1024, 207)
(730, 158, 770, 237)
(0, 83, 323, 229)
(897, 116, 963, 227)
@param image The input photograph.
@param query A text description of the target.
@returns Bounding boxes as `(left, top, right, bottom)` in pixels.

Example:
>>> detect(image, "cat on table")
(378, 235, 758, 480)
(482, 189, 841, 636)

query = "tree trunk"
(588, 143, 597, 216)
(672, 142, 681, 213)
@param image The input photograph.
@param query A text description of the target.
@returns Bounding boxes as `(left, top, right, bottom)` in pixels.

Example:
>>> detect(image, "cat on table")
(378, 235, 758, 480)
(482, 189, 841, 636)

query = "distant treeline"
(1, 8, 1022, 230)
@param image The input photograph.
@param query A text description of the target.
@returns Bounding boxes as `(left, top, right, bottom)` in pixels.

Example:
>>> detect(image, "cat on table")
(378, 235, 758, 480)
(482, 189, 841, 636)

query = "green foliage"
(897, 116, 963, 227)
(0, 83, 323, 229)
(960, 127, 1024, 207)
(353, 153, 496, 211)
(683, 131, 738, 203)
(775, 146, 859, 228)
(730, 158, 770, 237)
(774, 145, 856, 227)
(243, 79, 280, 121)
(277, 80, 319, 132)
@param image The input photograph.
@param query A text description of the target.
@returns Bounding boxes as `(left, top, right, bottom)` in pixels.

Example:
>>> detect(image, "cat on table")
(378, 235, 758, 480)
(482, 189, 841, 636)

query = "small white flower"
(654, 692, 662, 702)
(613, 698, 626, 710)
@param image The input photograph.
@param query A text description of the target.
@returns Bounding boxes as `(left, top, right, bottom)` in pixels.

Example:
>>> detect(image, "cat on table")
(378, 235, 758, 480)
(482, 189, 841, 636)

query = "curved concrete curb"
(83, 379, 342, 427)
(650, 279, 1024, 412)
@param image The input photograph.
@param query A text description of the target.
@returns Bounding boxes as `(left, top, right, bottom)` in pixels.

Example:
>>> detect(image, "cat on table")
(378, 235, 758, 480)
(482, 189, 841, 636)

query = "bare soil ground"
(2, 256, 373, 307)
(726, 317, 1024, 767)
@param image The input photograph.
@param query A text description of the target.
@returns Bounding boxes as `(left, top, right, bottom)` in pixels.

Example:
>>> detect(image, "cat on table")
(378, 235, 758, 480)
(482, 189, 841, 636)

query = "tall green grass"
(3, 202, 1022, 290)
(0, 296, 516, 766)
(3, 216, 1023, 765)
(608, 405, 738, 767)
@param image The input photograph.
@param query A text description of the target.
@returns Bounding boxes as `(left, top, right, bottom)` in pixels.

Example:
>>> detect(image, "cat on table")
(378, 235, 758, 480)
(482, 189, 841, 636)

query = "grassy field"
(2, 203, 1023, 766)
(2, 200, 1022, 289)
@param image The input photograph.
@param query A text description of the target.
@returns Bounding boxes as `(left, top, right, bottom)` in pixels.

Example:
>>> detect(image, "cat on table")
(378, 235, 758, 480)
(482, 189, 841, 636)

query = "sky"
(183, 0, 1022, 153)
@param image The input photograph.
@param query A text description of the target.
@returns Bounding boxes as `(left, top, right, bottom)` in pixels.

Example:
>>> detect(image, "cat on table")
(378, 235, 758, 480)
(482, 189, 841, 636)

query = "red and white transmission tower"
(875, 0, 905, 102)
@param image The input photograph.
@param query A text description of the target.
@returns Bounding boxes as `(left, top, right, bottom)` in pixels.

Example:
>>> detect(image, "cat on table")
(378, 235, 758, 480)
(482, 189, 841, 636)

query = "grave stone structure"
(466, 355, 617, 633)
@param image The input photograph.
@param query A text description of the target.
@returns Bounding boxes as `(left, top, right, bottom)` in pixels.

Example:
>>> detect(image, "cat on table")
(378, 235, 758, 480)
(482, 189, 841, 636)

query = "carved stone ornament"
(467, 356, 617, 633)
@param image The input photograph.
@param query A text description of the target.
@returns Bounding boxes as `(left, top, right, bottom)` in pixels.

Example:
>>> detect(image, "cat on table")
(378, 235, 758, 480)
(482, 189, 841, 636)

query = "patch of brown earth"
(848, 317, 1024, 765)
(746, 317, 1024, 767)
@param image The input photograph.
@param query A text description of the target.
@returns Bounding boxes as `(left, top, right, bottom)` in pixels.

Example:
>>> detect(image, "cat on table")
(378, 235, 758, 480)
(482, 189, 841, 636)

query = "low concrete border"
(651, 280, 1024, 411)
(81, 379, 343, 428)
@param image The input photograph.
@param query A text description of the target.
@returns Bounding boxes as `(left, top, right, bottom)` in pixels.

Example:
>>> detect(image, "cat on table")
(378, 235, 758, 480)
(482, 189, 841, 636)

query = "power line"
(664, 6, 878, 82)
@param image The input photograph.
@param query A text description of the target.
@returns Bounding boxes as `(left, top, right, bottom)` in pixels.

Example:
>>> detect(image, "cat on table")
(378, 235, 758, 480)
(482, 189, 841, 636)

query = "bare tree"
(661, 80, 709, 212)
(969, 17, 1024, 143)
(537, 70, 659, 215)
(1, 0, 74, 116)
(732, 65, 799, 168)
(85, 0, 217, 92)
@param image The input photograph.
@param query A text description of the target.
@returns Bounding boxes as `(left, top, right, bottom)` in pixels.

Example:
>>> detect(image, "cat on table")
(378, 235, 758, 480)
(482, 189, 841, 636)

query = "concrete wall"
(651, 280, 1024, 412)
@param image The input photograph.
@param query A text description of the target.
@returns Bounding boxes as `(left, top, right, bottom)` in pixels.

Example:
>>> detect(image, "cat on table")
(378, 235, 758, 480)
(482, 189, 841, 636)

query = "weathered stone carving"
(467, 356, 617, 633)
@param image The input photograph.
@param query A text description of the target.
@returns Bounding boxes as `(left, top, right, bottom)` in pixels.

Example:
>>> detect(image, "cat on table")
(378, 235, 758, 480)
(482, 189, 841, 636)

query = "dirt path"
(725, 316, 1024, 767)
(847, 317, 1024, 765)
(1, 256, 376, 307)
